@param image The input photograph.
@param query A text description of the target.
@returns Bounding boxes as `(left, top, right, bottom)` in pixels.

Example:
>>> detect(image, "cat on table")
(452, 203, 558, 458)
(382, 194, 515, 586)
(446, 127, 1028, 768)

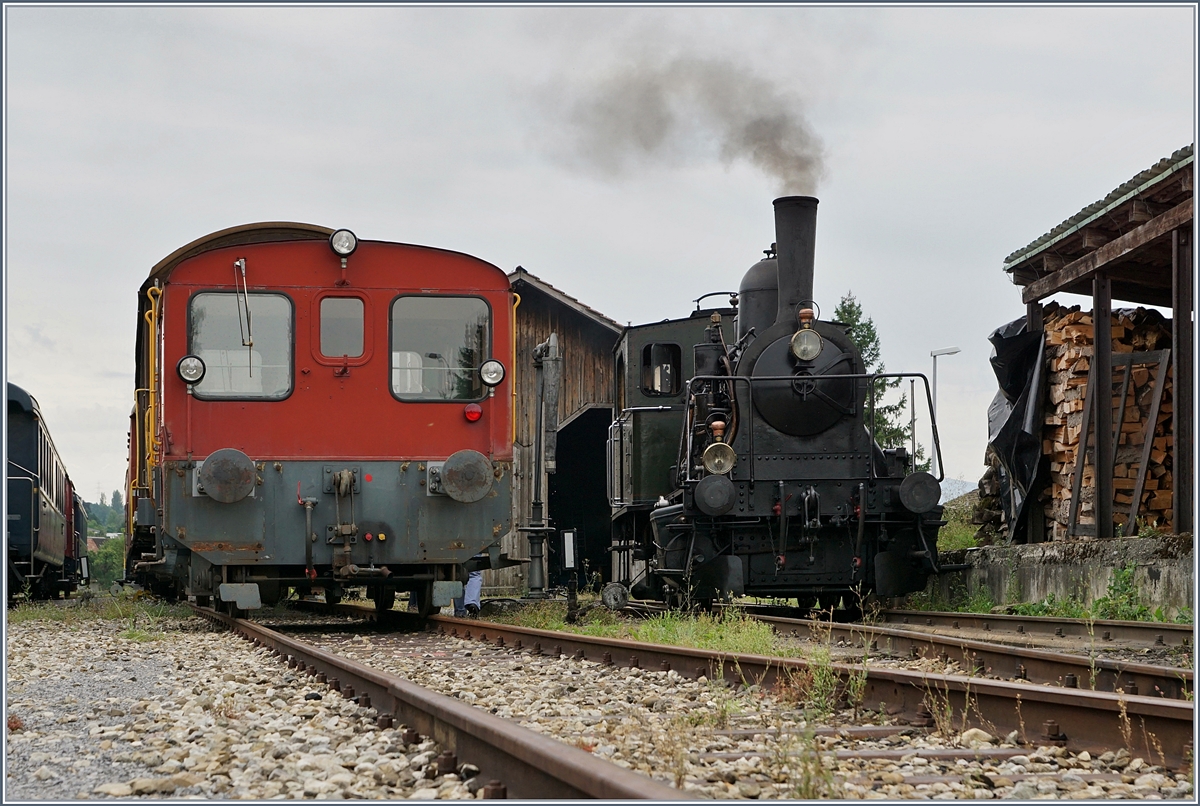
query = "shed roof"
(508, 267, 622, 334)
(1004, 145, 1193, 269)
(1003, 144, 1193, 307)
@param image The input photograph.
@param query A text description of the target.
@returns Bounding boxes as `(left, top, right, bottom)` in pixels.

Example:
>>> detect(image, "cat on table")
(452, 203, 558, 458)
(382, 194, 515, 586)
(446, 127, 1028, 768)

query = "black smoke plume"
(554, 55, 826, 194)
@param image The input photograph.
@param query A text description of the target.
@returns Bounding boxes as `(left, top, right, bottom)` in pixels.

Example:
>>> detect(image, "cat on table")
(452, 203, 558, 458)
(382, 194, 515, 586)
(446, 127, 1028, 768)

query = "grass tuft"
(7, 593, 193, 629)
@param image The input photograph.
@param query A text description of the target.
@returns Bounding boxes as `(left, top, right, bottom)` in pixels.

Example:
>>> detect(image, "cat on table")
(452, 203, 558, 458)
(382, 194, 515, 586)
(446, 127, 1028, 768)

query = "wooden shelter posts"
(1003, 145, 1194, 539)
(488, 268, 622, 592)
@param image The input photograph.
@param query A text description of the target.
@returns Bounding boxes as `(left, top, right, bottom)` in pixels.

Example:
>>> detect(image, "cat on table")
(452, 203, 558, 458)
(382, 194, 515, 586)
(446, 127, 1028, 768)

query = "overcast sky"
(4, 4, 1195, 504)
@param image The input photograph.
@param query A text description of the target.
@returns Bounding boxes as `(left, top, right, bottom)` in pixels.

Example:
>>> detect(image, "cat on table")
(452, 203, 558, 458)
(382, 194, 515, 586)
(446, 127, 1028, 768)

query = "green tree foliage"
(87, 537, 126, 587)
(833, 292, 928, 470)
(84, 496, 125, 536)
(111, 489, 122, 513)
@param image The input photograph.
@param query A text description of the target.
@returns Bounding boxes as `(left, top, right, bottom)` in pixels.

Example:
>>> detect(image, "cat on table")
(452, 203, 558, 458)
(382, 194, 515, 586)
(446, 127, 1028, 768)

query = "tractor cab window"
(391, 296, 490, 401)
(641, 343, 681, 396)
(189, 292, 293, 400)
(320, 297, 364, 358)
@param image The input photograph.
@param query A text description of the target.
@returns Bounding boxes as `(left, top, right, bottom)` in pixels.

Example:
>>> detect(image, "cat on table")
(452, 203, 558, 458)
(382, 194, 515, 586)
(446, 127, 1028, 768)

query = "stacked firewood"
(1041, 302, 1174, 539)
(971, 451, 1005, 545)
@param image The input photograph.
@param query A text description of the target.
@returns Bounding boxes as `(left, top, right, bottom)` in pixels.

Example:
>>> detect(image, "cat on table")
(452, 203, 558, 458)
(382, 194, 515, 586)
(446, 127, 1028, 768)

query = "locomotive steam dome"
(736, 253, 778, 341)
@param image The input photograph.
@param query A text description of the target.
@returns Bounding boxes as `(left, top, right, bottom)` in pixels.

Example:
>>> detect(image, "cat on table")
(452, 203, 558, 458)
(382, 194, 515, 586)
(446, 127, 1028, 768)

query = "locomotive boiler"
(610, 197, 945, 610)
(125, 224, 514, 615)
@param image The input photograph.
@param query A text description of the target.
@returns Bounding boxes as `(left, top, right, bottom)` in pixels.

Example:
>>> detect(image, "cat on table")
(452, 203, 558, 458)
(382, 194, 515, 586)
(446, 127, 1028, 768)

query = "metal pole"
(931, 355, 939, 477)
(928, 347, 960, 480)
(909, 378, 917, 473)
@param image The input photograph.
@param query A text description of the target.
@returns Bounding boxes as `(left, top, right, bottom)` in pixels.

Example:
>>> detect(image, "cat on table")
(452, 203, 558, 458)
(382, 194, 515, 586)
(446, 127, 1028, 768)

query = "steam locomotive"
(7, 383, 90, 602)
(124, 223, 514, 615)
(610, 197, 945, 610)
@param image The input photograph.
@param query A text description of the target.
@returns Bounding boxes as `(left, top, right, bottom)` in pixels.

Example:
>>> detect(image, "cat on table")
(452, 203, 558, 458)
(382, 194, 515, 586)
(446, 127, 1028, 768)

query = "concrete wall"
(932, 535, 1193, 617)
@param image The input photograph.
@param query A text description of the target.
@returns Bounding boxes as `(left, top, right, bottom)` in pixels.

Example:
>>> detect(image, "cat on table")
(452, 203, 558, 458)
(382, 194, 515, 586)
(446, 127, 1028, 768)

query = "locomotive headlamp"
(790, 328, 823, 361)
(702, 442, 737, 475)
(329, 229, 359, 257)
(177, 355, 206, 385)
(479, 359, 506, 387)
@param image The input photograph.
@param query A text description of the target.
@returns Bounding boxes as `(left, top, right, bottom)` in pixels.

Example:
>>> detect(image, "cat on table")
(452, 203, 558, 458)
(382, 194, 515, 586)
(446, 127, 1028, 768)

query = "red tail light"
(464, 403, 483, 422)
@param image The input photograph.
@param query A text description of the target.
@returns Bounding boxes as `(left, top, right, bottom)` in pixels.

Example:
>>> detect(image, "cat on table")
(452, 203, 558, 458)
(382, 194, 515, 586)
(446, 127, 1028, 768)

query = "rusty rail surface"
(188, 605, 685, 799)
(748, 613, 1193, 700)
(425, 614, 1194, 768)
(878, 608, 1195, 646)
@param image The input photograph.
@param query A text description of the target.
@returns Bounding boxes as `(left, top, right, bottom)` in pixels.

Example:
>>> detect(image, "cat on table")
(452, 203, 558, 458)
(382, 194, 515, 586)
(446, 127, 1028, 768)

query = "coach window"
(641, 343, 681, 396)
(391, 296, 489, 401)
(320, 297, 364, 358)
(189, 292, 293, 400)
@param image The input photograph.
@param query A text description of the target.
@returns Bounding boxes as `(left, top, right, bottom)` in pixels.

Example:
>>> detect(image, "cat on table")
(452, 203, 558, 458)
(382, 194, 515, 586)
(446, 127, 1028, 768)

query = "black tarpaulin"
(986, 315, 1045, 542)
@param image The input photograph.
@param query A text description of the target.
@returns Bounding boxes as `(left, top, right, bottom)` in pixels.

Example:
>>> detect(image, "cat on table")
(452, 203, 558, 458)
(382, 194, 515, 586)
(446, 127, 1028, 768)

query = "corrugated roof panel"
(1003, 144, 1194, 271)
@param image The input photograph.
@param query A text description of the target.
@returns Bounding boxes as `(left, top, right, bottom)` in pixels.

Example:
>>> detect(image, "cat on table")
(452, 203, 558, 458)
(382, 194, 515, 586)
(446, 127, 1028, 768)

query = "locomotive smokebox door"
(198, 449, 257, 503)
(437, 449, 494, 503)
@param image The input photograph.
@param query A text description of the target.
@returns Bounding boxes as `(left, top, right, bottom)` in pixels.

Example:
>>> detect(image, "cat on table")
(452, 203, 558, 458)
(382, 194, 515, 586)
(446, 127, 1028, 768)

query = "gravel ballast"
(5, 604, 1195, 800)
(5, 611, 474, 800)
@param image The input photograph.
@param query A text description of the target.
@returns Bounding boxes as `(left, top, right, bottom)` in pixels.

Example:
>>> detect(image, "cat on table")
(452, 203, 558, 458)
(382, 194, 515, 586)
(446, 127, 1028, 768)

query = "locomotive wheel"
(412, 583, 436, 617)
(373, 586, 396, 613)
(195, 595, 211, 608)
(325, 586, 343, 607)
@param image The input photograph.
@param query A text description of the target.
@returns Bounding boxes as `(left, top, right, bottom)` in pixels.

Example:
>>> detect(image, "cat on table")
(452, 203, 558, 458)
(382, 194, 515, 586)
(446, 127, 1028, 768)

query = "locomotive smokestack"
(773, 195, 818, 328)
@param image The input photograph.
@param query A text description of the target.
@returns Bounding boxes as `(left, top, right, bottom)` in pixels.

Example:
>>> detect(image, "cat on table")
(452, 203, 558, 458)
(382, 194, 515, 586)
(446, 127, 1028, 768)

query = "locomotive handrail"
(142, 286, 163, 475)
(684, 372, 943, 484)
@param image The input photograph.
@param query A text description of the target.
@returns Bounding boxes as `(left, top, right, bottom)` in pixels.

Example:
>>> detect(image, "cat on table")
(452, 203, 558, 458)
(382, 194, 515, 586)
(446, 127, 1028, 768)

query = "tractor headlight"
(177, 355, 206, 385)
(329, 229, 359, 257)
(790, 328, 823, 361)
(479, 360, 505, 387)
(702, 442, 737, 475)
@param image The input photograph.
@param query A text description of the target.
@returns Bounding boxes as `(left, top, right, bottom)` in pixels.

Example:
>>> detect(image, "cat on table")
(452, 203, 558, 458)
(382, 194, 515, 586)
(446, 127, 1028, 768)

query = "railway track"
(409, 613, 1192, 768)
(188, 604, 684, 799)
(877, 608, 1194, 647)
(745, 613, 1193, 700)
(278, 599, 1194, 767)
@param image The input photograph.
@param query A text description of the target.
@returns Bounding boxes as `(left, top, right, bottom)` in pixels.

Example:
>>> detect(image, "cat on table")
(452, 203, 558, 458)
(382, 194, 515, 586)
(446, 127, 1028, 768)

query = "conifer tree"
(833, 292, 929, 470)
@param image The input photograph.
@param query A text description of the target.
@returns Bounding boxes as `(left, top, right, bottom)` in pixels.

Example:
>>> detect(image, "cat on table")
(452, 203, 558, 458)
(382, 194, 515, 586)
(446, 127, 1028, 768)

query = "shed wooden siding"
(484, 280, 621, 592)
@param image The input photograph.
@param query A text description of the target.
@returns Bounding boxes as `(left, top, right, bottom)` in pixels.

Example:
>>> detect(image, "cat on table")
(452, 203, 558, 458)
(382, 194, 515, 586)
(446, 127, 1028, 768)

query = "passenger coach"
(126, 224, 514, 615)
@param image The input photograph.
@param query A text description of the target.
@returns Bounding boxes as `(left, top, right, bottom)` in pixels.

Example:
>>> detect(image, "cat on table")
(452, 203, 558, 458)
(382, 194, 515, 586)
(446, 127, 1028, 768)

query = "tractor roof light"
(177, 355, 206, 385)
(329, 229, 358, 257)
(479, 360, 505, 387)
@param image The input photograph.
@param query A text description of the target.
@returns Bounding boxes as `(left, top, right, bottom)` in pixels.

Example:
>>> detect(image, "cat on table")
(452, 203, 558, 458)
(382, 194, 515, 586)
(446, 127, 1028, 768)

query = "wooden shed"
(483, 269, 623, 592)
(1002, 144, 1193, 541)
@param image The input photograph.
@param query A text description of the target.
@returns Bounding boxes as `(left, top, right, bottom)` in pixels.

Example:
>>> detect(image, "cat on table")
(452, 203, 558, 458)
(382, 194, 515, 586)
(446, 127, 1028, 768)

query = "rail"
(739, 612, 1192, 701)
(422, 613, 1193, 768)
(878, 609, 1195, 646)
(190, 604, 686, 799)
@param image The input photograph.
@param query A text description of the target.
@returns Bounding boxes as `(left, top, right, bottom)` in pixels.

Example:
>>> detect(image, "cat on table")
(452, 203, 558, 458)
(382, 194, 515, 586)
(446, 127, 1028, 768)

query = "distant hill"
(939, 477, 977, 504)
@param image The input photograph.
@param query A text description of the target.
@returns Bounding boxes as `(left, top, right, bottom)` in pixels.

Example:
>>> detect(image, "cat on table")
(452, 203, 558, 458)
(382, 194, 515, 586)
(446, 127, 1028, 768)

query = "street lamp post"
(930, 346, 961, 477)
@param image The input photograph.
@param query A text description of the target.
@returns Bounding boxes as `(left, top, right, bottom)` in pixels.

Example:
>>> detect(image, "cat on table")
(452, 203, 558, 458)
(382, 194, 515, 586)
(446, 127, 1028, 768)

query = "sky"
(3, 4, 1196, 504)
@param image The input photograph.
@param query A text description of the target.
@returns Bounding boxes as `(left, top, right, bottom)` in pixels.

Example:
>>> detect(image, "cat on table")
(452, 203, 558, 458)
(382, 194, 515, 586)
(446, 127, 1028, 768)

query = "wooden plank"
(1066, 370, 1093, 537)
(1172, 226, 1194, 534)
(1125, 351, 1170, 536)
(1093, 275, 1113, 538)
(1022, 198, 1193, 303)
